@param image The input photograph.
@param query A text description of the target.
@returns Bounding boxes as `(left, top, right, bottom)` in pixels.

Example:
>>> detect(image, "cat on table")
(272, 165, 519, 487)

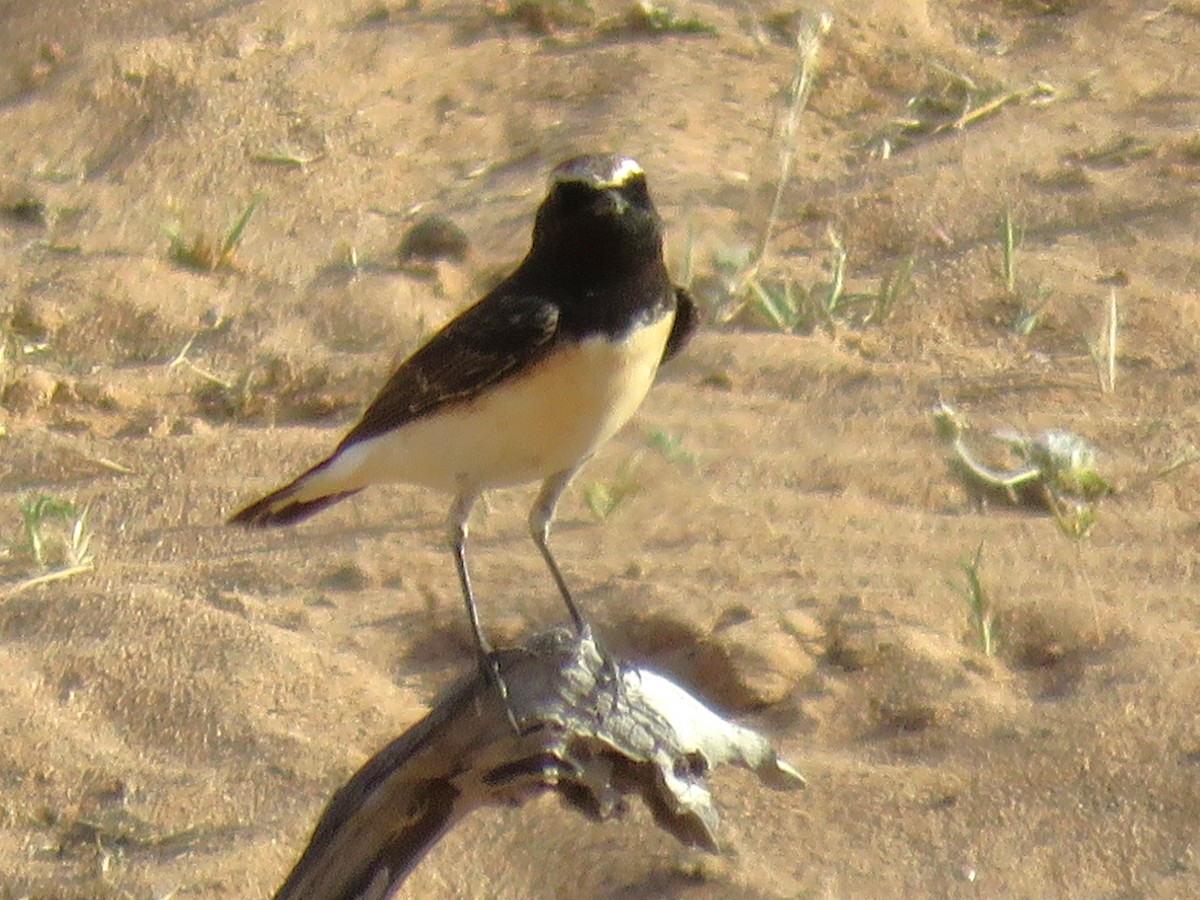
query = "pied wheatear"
(230, 154, 699, 681)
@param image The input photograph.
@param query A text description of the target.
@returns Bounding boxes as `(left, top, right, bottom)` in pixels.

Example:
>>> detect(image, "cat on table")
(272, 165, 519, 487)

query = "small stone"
(187, 416, 214, 436)
(1, 178, 48, 227)
(319, 562, 378, 592)
(74, 379, 122, 410)
(398, 215, 470, 264)
(2, 368, 58, 412)
(115, 412, 166, 439)
(712, 603, 753, 631)
(273, 609, 311, 632)
(10, 297, 65, 340)
(700, 370, 734, 392)
(713, 615, 817, 708)
(48, 375, 78, 402)
(781, 607, 824, 643)
(2, 195, 47, 227)
(169, 416, 213, 436)
(208, 592, 250, 617)
(147, 416, 175, 438)
(824, 608, 883, 671)
(671, 846, 732, 882)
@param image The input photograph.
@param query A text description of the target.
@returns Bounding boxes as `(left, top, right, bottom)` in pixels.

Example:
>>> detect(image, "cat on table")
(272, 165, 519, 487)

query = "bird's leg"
(449, 493, 489, 656)
(531, 470, 622, 694)
(530, 469, 587, 634)
(449, 493, 518, 729)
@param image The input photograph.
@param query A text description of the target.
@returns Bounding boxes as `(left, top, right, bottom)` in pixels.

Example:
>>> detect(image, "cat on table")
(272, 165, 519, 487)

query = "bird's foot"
(599, 652, 624, 714)
(578, 625, 624, 712)
(478, 651, 522, 734)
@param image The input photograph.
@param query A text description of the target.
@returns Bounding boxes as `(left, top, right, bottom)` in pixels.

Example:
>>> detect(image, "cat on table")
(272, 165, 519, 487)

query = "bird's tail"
(228, 457, 361, 527)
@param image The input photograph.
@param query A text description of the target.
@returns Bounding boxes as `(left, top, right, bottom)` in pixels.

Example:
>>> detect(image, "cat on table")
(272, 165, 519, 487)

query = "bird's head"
(529, 154, 664, 271)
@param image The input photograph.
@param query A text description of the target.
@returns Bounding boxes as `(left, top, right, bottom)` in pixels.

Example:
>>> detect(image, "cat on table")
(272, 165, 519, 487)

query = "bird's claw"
(478, 652, 522, 734)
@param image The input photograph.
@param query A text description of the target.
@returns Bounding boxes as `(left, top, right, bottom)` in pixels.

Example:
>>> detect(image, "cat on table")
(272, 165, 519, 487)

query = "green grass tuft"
(997, 208, 1046, 335)
(957, 542, 998, 657)
(166, 197, 260, 273)
(622, 2, 717, 35)
(5, 495, 95, 596)
(584, 455, 642, 521)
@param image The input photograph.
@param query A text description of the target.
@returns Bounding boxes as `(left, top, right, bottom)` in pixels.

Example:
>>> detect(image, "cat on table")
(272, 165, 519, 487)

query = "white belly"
(308, 312, 674, 497)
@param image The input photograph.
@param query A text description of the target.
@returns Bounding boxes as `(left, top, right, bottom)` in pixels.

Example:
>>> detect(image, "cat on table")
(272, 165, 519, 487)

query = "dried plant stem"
(743, 12, 831, 288)
(7, 562, 94, 597)
(1090, 288, 1118, 394)
(1105, 288, 1118, 393)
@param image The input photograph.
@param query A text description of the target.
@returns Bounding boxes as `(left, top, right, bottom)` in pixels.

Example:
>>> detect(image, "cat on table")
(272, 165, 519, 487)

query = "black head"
(526, 154, 664, 275)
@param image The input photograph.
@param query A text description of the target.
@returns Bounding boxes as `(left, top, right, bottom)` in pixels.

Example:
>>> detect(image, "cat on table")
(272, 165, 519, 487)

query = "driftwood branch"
(274, 628, 805, 900)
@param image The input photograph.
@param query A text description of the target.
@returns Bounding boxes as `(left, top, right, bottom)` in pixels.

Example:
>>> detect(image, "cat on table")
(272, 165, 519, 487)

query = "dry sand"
(2, 0, 1199, 896)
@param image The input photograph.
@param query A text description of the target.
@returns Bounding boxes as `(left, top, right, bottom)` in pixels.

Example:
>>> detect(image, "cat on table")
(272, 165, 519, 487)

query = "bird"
(229, 153, 699, 684)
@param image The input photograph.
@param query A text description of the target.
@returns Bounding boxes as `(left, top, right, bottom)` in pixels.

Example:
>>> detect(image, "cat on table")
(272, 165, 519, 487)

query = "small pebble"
(399, 215, 470, 264)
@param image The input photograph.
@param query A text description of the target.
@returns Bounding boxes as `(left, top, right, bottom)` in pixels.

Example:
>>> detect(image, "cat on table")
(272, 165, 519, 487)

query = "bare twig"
(274, 629, 804, 900)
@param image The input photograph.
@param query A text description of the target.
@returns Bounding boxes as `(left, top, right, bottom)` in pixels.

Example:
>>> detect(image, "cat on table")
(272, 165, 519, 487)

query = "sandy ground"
(2, 0, 1199, 896)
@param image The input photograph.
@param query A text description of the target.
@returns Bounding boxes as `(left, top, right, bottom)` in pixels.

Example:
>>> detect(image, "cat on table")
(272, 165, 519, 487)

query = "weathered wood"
(274, 628, 804, 900)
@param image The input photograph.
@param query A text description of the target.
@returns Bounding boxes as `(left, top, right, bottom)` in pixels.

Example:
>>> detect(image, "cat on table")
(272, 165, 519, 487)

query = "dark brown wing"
(661, 286, 701, 363)
(339, 292, 560, 448)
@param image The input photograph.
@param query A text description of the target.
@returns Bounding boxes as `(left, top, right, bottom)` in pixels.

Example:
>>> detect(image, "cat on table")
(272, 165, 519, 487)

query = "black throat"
(508, 203, 673, 341)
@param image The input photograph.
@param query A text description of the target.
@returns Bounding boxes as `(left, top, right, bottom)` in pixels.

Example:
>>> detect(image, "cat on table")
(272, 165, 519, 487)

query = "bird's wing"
(661, 286, 701, 363)
(339, 292, 560, 448)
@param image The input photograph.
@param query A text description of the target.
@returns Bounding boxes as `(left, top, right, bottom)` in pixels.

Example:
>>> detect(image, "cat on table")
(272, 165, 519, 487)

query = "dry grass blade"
(940, 81, 1055, 134)
(1107, 289, 1118, 392)
(1090, 288, 1118, 394)
(251, 147, 323, 169)
(744, 11, 832, 285)
(6, 563, 94, 597)
(168, 331, 235, 389)
(1156, 446, 1200, 480)
(84, 455, 137, 475)
(1001, 208, 1018, 295)
(872, 74, 1056, 158)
